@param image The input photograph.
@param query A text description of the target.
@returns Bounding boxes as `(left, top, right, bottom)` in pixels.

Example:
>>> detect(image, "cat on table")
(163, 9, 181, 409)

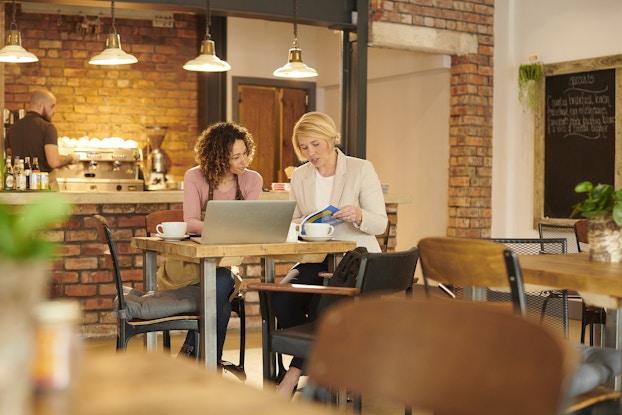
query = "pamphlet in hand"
(300, 205, 343, 234)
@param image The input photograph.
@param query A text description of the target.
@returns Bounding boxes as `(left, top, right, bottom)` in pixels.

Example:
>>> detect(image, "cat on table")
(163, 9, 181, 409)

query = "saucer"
(301, 235, 334, 242)
(157, 234, 189, 241)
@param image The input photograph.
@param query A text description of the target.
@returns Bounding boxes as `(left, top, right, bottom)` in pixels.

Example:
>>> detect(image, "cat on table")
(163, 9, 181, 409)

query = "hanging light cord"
(292, 0, 299, 48)
(110, 0, 117, 34)
(204, 0, 212, 40)
(9, 0, 18, 31)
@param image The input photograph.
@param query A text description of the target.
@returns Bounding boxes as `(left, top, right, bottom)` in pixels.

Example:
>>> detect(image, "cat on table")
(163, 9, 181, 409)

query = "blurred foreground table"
(34, 351, 326, 415)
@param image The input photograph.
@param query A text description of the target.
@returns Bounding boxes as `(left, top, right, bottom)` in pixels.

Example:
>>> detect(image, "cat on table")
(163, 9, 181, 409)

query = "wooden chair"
(93, 214, 201, 353)
(418, 236, 620, 414)
(246, 247, 420, 391)
(573, 219, 607, 346)
(145, 209, 247, 376)
(305, 296, 579, 415)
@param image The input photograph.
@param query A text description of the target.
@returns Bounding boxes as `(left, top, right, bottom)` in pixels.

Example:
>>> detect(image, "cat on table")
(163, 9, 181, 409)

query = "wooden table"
(131, 237, 356, 370)
(33, 351, 327, 415)
(518, 252, 622, 391)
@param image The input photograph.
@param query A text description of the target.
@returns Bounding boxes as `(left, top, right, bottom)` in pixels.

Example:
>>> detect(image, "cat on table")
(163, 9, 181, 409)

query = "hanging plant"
(518, 56, 544, 112)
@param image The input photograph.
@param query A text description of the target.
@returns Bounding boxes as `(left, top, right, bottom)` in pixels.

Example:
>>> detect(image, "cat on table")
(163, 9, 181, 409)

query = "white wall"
(493, 0, 622, 238)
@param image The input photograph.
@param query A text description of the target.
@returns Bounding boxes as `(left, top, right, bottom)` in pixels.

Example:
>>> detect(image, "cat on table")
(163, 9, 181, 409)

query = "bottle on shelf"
(30, 156, 41, 190)
(3, 157, 14, 191)
(16, 158, 26, 191)
(24, 156, 31, 189)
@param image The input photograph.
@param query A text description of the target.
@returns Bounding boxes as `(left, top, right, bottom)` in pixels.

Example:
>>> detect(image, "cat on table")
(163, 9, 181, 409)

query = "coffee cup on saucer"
(156, 222, 187, 238)
(302, 223, 335, 237)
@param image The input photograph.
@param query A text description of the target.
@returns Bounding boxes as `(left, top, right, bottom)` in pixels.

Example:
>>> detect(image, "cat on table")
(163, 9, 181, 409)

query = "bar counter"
(0, 189, 411, 204)
(0, 189, 410, 338)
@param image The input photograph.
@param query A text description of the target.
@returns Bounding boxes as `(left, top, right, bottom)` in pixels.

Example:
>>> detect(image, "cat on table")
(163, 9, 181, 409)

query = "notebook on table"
(190, 200, 296, 244)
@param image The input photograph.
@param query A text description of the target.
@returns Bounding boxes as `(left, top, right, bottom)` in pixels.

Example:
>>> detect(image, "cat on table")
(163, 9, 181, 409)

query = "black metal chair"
(93, 214, 201, 354)
(246, 247, 420, 395)
(489, 237, 570, 337)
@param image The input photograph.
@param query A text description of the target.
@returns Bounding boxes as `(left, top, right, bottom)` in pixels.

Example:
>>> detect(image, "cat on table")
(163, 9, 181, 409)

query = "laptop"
(191, 200, 296, 244)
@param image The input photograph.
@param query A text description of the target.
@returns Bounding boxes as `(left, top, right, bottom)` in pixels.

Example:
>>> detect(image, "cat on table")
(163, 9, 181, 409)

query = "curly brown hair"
(194, 122, 256, 188)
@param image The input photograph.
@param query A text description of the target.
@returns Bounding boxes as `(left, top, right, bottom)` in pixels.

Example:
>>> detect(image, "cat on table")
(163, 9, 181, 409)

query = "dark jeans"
(271, 258, 329, 370)
(182, 266, 234, 362)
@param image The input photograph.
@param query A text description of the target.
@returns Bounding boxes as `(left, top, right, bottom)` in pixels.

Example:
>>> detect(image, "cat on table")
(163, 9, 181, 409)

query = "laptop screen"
(191, 200, 296, 245)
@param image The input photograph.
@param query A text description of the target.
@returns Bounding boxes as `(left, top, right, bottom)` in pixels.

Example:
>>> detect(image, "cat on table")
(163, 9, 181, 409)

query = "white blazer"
(289, 149, 388, 252)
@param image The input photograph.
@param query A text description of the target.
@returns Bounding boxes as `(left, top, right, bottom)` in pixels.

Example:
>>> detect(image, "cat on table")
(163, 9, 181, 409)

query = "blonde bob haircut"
(292, 111, 341, 162)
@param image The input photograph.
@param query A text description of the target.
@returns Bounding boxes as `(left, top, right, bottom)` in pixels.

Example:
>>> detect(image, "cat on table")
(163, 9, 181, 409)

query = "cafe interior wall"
(492, 0, 622, 238)
(227, 17, 451, 252)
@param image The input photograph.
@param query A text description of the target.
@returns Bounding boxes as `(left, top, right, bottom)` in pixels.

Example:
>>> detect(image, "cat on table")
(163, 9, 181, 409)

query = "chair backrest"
(538, 223, 579, 253)
(145, 210, 184, 235)
(418, 237, 526, 315)
(306, 296, 577, 415)
(317, 247, 420, 313)
(489, 237, 567, 255)
(93, 215, 127, 314)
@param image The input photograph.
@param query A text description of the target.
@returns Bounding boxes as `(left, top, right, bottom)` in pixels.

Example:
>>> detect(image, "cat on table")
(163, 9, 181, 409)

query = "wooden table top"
(33, 351, 326, 415)
(519, 252, 622, 308)
(131, 237, 357, 265)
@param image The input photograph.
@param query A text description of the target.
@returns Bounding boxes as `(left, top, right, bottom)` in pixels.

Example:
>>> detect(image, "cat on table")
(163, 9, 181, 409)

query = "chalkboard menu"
(534, 54, 622, 225)
(544, 68, 616, 218)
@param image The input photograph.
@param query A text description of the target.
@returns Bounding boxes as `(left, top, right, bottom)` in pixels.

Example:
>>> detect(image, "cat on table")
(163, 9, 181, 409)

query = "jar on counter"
(31, 300, 82, 392)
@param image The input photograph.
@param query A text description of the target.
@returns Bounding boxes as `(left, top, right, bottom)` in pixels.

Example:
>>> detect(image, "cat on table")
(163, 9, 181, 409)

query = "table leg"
(143, 250, 158, 351)
(199, 258, 218, 370)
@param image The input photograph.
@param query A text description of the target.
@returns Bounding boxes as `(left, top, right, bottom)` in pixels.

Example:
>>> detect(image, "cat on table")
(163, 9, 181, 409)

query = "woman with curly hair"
(177, 121, 262, 362)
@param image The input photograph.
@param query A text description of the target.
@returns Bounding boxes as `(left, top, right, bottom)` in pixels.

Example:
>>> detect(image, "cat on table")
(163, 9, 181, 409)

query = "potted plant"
(518, 56, 544, 112)
(0, 194, 70, 415)
(571, 181, 622, 262)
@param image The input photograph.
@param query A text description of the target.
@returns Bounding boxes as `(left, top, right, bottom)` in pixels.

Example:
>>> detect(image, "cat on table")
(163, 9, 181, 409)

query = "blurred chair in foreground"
(417, 236, 620, 414)
(306, 296, 578, 415)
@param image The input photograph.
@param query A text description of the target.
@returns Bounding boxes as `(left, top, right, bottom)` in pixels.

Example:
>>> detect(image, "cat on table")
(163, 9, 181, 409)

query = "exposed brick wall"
(3, 5, 200, 179)
(369, 0, 494, 238)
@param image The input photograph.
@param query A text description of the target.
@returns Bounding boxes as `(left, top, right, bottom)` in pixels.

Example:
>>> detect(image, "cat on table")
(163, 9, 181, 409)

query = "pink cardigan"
(183, 166, 263, 235)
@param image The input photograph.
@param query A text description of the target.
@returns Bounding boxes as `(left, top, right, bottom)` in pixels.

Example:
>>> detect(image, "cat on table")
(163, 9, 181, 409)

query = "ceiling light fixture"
(183, 0, 231, 72)
(273, 0, 317, 79)
(0, 0, 39, 63)
(89, 0, 137, 65)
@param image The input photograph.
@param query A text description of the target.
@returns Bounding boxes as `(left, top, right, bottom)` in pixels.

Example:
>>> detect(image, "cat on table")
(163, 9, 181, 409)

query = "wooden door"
(238, 85, 308, 188)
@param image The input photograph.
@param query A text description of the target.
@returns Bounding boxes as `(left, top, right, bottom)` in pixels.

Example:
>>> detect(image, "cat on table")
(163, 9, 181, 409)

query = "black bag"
(317, 247, 368, 312)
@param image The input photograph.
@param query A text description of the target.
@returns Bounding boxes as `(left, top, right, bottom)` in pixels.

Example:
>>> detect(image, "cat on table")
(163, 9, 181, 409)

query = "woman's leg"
(271, 259, 328, 395)
(179, 267, 234, 361)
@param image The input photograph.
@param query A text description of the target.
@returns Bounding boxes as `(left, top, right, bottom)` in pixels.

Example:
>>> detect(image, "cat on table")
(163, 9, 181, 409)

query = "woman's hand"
(334, 205, 362, 226)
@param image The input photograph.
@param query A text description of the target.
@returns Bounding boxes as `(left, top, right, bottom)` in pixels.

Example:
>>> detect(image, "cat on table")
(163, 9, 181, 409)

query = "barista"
(6, 90, 79, 172)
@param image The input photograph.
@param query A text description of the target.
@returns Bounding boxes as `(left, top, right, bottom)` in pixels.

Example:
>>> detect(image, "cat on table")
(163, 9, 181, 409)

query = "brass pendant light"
(0, 0, 39, 63)
(89, 0, 137, 65)
(273, 0, 317, 79)
(183, 0, 231, 72)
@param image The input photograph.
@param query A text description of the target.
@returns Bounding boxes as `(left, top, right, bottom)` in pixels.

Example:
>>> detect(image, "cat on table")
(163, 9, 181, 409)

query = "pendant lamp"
(273, 0, 317, 79)
(0, 0, 38, 63)
(183, 0, 231, 72)
(89, 0, 137, 65)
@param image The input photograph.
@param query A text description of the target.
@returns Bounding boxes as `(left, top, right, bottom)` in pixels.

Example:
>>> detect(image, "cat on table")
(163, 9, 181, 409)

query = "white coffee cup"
(156, 222, 187, 238)
(286, 223, 301, 242)
(302, 223, 335, 237)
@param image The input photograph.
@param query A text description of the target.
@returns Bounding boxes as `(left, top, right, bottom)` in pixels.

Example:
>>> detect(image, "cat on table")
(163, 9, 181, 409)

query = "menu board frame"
(534, 54, 622, 226)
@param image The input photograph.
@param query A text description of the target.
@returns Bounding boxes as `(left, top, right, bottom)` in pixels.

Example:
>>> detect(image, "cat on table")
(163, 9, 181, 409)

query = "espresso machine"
(145, 126, 171, 190)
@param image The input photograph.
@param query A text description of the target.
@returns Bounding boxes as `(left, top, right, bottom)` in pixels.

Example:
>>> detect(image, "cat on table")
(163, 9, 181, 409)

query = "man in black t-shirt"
(6, 90, 78, 172)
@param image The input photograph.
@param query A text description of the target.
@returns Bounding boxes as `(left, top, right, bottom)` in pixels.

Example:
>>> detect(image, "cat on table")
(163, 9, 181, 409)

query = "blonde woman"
(272, 112, 387, 397)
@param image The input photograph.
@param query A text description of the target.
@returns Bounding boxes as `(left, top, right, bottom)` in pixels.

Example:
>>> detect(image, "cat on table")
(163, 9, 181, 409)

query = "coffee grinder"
(145, 126, 170, 190)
